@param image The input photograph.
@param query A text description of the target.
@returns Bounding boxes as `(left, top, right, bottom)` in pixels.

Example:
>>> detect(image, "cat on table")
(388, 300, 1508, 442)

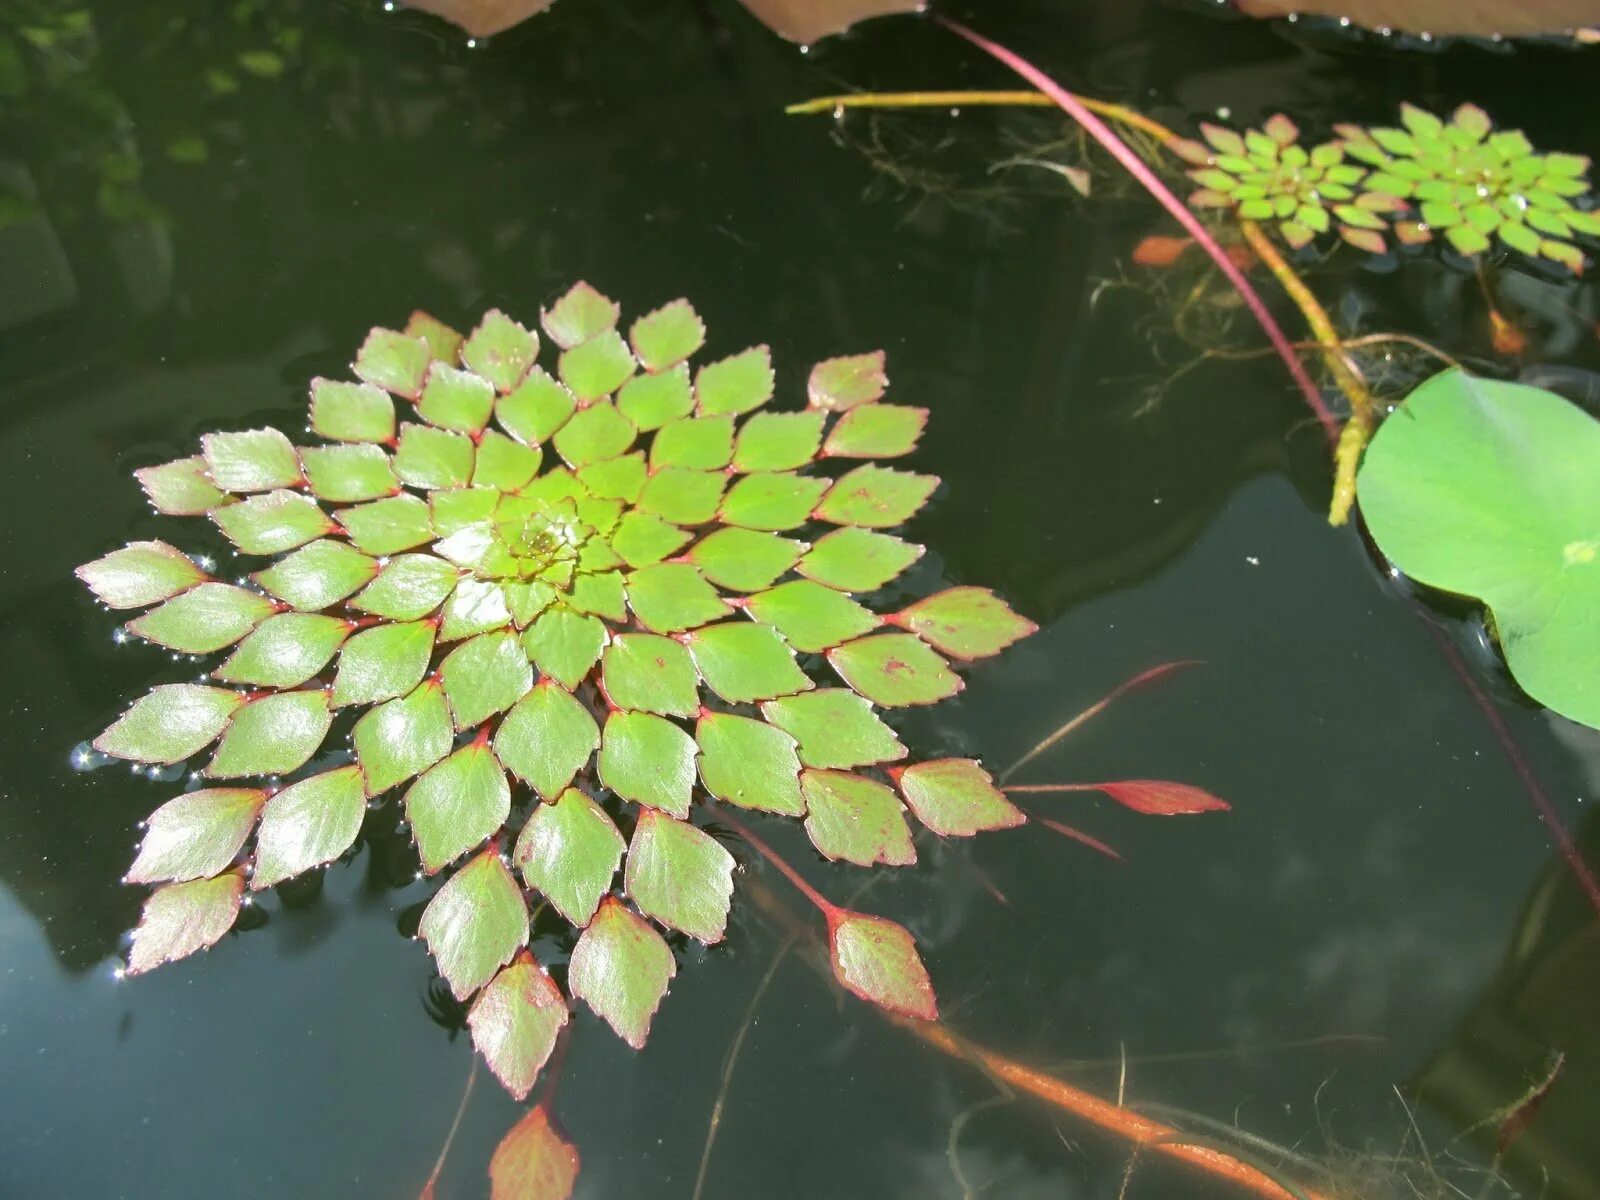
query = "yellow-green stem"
(785, 89, 1178, 146)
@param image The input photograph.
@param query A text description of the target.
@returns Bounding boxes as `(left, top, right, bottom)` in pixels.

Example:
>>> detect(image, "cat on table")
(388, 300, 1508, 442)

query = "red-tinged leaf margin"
(1006, 779, 1231, 816)
(488, 1104, 579, 1200)
(126, 869, 245, 976)
(807, 350, 887, 411)
(825, 908, 938, 1021)
(468, 952, 570, 1100)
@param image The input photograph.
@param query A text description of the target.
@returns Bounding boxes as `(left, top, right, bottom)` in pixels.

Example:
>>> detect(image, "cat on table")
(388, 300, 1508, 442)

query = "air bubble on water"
(465, 37, 477, 48)
(1216, 106, 1231, 120)
(949, 107, 961, 117)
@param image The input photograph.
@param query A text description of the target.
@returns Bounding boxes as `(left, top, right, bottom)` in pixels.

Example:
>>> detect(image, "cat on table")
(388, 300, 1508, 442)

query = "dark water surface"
(3, 2, 1599, 1197)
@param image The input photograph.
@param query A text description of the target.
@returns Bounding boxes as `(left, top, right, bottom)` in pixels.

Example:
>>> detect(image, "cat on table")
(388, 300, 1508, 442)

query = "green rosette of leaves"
(1336, 103, 1600, 268)
(1174, 114, 1388, 250)
(77, 283, 1038, 1097)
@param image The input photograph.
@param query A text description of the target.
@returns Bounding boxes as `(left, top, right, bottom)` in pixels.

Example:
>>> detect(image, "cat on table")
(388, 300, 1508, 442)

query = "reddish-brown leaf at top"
(404, 0, 921, 42)
(1033, 816, 1124, 861)
(489, 1104, 579, 1200)
(1097, 780, 1231, 816)
(1237, 0, 1600, 37)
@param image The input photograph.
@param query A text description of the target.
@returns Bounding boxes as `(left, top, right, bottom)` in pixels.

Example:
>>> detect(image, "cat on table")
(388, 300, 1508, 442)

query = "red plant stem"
(936, 17, 1340, 446)
(1422, 619, 1600, 914)
(1005, 783, 1098, 793)
(718, 808, 840, 919)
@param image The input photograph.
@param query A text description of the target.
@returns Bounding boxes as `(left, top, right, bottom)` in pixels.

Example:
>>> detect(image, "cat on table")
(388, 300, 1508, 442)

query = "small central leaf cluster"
(1176, 103, 1599, 268)
(78, 284, 1038, 1101)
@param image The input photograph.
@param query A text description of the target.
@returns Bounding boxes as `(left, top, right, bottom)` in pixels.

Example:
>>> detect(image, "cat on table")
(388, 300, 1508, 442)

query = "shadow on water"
(1, 0, 1599, 1196)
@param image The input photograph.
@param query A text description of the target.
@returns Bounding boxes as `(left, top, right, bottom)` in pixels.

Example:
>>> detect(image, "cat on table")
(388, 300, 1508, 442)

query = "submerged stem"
(718, 808, 839, 918)
(786, 88, 1179, 146)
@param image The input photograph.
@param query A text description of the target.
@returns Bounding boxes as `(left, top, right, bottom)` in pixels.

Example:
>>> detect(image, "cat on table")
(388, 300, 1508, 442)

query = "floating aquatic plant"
(77, 283, 1040, 1100)
(1337, 103, 1600, 267)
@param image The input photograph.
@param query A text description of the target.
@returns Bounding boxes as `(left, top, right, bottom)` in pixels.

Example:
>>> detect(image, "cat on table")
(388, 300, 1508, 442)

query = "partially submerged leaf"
(568, 897, 675, 1049)
(1093, 780, 1231, 815)
(488, 1104, 580, 1200)
(127, 870, 245, 976)
(252, 765, 367, 888)
(826, 909, 936, 1020)
(469, 953, 569, 1100)
(420, 848, 530, 1001)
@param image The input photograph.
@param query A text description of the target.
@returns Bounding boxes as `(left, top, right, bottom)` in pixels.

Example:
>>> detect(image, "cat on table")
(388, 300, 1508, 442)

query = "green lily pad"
(251, 765, 367, 887)
(136, 456, 226, 515)
(683, 621, 813, 704)
(695, 711, 805, 815)
(695, 345, 773, 416)
(808, 351, 887, 411)
(77, 540, 206, 609)
(797, 528, 923, 592)
(636, 467, 727, 525)
(718, 472, 828, 532)
(552, 401, 636, 468)
(95, 684, 245, 764)
(351, 553, 459, 620)
(354, 328, 430, 398)
(601, 633, 700, 717)
(558, 331, 637, 403)
(761, 689, 905, 769)
(300, 443, 399, 503)
(894, 587, 1036, 660)
(815, 465, 937, 528)
(420, 848, 530, 1001)
(494, 681, 600, 800)
(474, 430, 542, 492)
(254, 539, 378, 610)
(214, 613, 351, 688)
(213, 491, 336, 554)
(332, 619, 436, 707)
(611, 512, 693, 568)
(629, 299, 705, 371)
(468, 953, 569, 1100)
(336, 494, 435, 555)
(801, 769, 916, 867)
(744, 579, 880, 652)
(461, 310, 539, 394)
(625, 809, 735, 944)
(395, 423, 475, 490)
(353, 680, 454, 794)
(126, 583, 273, 654)
(1358, 368, 1600, 729)
(127, 788, 266, 884)
(822, 404, 927, 459)
(205, 688, 332, 778)
(497, 369, 576, 446)
(202, 428, 302, 493)
(685, 528, 804, 593)
(598, 710, 698, 818)
(542, 281, 619, 349)
(568, 897, 675, 1049)
(624, 563, 731, 634)
(441, 630, 534, 729)
(826, 909, 936, 1020)
(732, 410, 827, 473)
(652, 415, 735, 471)
(617, 365, 695, 431)
(828, 633, 961, 707)
(894, 759, 1025, 837)
(520, 607, 606, 690)
(127, 870, 244, 976)
(405, 742, 512, 872)
(310, 379, 396, 444)
(512, 788, 623, 925)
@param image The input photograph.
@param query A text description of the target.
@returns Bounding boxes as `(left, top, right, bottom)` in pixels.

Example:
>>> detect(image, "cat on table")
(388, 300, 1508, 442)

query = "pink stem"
(718, 808, 841, 919)
(1003, 783, 1097, 794)
(937, 17, 1341, 446)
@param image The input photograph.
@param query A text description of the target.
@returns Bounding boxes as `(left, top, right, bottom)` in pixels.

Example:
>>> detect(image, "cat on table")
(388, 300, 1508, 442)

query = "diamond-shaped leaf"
(551, 401, 636, 467)
(353, 680, 453, 794)
(202, 428, 302, 493)
(823, 404, 928, 458)
(127, 788, 266, 885)
(205, 688, 332, 778)
(474, 430, 542, 491)
(601, 633, 700, 717)
(351, 554, 458, 621)
(440, 577, 513, 641)
(512, 787, 623, 925)
(520, 607, 606, 690)
(126, 583, 273, 654)
(617, 364, 694, 431)
(683, 621, 812, 704)
(567, 570, 627, 622)
(611, 512, 693, 568)
(559, 331, 637, 402)
(495, 680, 600, 800)
(214, 613, 351, 688)
(395, 423, 475, 489)
(826, 909, 936, 1020)
(310, 379, 396, 444)
(498, 368, 577, 445)
(568, 897, 675, 1049)
(136, 456, 226, 515)
(462, 310, 539, 394)
(299, 443, 398, 503)
(625, 809, 735, 944)
(418, 362, 497, 433)
(332, 618, 436, 707)
(77, 540, 206, 610)
(761, 689, 905, 769)
(685, 528, 804, 592)
(744, 579, 880, 652)
(213, 491, 336, 554)
(629, 299, 705, 371)
(254, 539, 378, 610)
(127, 871, 244, 976)
(894, 759, 1025, 837)
(695, 712, 805, 815)
(801, 769, 915, 866)
(732, 410, 827, 472)
(808, 351, 887, 411)
(797, 528, 923, 592)
(652, 415, 734, 471)
(815, 465, 937, 527)
(431, 487, 501, 536)
(420, 848, 530, 1001)
(95, 684, 245, 764)
(405, 741, 511, 872)
(489, 1105, 580, 1200)
(404, 310, 464, 363)
(337, 494, 435, 555)
(251, 764, 366, 887)
(598, 710, 697, 818)
(894, 587, 1036, 660)
(353, 327, 430, 398)
(441, 630, 534, 729)
(469, 953, 569, 1100)
(578, 451, 647, 503)
(695, 345, 773, 416)
(828, 633, 961, 707)
(624, 563, 731, 634)
(541, 281, 620, 349)
(719, 472, 829, 531)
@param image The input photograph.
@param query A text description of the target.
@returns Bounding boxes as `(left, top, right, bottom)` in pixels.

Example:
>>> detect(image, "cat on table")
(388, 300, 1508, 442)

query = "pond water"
(2, 1, 1598, 1197)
